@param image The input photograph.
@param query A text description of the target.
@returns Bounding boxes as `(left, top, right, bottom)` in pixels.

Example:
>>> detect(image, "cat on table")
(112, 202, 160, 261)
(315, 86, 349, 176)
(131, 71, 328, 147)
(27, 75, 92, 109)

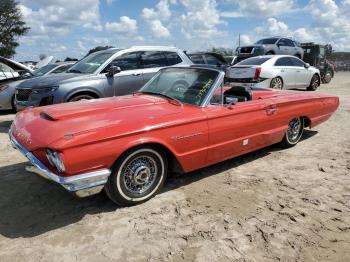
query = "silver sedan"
(0, 62, 74, 111)
(226, 55, 321, 91)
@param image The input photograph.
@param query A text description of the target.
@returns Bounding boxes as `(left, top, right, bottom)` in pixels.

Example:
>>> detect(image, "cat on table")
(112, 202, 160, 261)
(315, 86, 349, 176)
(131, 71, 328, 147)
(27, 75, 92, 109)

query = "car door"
(276, 39, 290, 55)
(274, 57, 295, 89)
(101, 51, 144, 96)
(203, 91, 280, 165)
(140, 51, 169, 84)
(289, 57, 312, 87)
(284, 39, 298, 55)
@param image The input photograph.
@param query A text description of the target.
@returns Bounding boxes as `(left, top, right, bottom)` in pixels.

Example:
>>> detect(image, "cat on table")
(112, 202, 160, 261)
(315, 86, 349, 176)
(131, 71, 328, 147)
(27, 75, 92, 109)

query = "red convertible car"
(9, 67, 339, 206)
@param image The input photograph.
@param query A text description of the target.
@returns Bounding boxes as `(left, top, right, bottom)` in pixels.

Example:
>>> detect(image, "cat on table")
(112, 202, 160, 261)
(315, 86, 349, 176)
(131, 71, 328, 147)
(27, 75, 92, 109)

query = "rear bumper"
(9, 131, 111, 197)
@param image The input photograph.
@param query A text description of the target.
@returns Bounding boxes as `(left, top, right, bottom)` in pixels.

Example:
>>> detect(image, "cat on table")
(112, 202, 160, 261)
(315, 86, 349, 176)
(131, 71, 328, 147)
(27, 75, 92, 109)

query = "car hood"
(11, 95, 198, 151)
(16, 73, 84, 89)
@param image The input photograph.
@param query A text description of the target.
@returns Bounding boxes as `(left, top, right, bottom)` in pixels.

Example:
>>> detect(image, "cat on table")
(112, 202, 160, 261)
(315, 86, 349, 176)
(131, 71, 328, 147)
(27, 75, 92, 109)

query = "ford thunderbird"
(9, 67, 339, 206)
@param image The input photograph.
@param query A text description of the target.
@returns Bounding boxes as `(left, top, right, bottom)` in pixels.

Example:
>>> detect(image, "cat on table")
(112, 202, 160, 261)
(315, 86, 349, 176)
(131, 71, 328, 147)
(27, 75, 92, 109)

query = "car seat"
(223, 86, 252, 104)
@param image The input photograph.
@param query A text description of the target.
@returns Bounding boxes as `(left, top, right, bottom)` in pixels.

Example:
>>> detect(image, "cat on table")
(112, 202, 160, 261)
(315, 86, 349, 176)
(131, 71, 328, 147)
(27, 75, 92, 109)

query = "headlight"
(46, 149, 66, 172)
(32, 86, 58, 94)
(0, 84, 9, 92)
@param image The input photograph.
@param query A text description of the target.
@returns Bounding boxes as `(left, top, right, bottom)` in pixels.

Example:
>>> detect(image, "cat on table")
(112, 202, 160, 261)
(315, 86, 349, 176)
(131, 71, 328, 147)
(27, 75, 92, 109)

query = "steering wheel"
(170, 80, 189, 93)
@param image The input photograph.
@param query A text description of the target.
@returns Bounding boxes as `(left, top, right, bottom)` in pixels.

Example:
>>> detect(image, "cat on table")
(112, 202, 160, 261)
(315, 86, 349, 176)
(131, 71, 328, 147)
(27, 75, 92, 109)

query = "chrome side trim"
(9, 131, 111, 196)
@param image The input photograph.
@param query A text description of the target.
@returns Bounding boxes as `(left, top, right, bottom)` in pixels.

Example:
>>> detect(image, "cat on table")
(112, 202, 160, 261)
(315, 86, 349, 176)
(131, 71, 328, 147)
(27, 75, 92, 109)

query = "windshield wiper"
(135, 91, 183, 106)
(67, 69, 82, 74)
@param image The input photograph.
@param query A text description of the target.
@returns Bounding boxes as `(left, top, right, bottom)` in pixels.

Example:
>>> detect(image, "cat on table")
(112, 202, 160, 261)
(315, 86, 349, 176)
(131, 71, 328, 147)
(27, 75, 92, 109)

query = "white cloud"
(179, 0, 225, 39)
(149, 20, 171, 38)
(255, 18, 290, 37)
(222, 0, 295, 18)
(142, 0, 172, 38)
(18, 0, 102, 37)
(105, 16, 138, 35)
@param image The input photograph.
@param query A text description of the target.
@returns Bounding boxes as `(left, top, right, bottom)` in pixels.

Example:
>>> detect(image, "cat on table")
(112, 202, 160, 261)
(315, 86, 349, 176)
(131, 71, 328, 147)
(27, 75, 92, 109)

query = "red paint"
(11, 89, 339, 177)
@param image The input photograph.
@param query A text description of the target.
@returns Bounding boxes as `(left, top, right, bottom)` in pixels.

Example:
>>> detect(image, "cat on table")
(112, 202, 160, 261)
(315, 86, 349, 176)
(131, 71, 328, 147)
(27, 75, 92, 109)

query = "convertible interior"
(211, 85, 276, 105)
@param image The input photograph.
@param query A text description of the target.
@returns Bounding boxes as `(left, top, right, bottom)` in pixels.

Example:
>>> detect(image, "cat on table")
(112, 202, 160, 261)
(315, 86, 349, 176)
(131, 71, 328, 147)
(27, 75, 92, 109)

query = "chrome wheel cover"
(271, 78, 283, 89)
(287, 118, 302, 142)
(122, 155, 158, 195)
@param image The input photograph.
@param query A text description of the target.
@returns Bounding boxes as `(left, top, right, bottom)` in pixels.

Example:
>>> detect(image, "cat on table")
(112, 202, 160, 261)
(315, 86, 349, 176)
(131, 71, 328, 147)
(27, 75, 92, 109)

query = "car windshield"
(140, 68, 219, 106)
(255, 38, 279, 45)
(237, 57, 270, 65)
(67, 51, 116, 74)
(32, 64, 57, 76)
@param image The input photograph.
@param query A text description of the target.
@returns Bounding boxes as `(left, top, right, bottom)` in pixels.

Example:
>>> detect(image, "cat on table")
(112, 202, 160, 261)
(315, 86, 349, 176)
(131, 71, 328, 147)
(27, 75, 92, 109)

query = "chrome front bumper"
(9, 131, 111, 197)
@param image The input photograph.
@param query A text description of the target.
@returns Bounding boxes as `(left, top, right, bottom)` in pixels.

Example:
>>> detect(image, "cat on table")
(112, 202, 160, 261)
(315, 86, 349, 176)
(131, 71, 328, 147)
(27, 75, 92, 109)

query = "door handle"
(281, 70, 285, 72)
(265, 105, 278, 115)
(132, 73, 141, 76)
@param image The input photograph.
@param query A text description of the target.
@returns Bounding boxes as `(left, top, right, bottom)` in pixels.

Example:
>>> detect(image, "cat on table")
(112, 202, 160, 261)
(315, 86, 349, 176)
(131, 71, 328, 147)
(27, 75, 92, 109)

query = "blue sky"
(16, 0, 350, 61)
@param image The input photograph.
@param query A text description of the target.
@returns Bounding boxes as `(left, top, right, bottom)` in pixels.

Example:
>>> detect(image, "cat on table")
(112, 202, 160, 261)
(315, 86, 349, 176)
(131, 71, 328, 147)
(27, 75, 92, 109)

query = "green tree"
(85, 46, 114, 57)
(0, 0, 30, 58)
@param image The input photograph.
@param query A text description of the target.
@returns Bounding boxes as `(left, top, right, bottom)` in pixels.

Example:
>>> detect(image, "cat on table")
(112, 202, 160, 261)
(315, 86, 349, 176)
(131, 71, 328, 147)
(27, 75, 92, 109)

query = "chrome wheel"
(270, 77, 283, 89)
(286, 118, 302, 144)
(105, 147, 167, 206)
(122, 155, 158, 194)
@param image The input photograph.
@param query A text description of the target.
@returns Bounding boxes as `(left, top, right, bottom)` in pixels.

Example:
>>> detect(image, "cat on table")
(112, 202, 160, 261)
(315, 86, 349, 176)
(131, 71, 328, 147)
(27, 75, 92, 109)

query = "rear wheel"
(270, 77, 283, 89)
(265, 51, 274, 55)
(105, 146, 168, 206)
(69, 94, 96, 102)
(280, 117, 304, 148)
(307, 74, 320, 91)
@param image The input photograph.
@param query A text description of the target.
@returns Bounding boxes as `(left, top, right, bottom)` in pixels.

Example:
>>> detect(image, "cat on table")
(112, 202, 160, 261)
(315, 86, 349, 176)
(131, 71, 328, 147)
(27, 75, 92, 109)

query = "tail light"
(254, 67, 262, 80)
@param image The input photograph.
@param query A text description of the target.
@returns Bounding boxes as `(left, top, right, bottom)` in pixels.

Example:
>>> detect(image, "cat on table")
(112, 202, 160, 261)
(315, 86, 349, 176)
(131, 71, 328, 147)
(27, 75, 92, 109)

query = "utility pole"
(238, 33, 241, 47)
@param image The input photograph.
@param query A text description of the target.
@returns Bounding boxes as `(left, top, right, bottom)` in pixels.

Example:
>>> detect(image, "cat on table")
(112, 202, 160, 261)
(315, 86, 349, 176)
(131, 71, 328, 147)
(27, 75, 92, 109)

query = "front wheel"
(280, 117, 304, 148)
(307, 74, 320, 91)
(105, 147, 168, 206)
(69, 94, 95, 102)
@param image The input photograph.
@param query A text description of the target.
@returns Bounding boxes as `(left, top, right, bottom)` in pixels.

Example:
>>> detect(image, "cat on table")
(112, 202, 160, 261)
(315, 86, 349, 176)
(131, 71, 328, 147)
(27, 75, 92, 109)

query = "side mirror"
(107, 66, 121, 77)
(304, 63, 310, 69)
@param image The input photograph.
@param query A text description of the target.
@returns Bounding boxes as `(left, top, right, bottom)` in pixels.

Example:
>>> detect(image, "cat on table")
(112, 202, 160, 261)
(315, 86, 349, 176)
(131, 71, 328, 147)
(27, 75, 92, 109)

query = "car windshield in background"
(67, 51, 116, 74)
(32, 64, 57, 76)
(237, 57, 270, 65)
(255, 38, 279, 45)
(140, 68, 219, 106)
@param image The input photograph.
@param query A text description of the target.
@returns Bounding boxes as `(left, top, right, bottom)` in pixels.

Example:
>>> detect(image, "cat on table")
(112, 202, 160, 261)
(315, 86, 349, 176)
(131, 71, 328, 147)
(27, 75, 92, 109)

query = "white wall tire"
(105, 147, 167, 206)
(280, 117, 304, 148)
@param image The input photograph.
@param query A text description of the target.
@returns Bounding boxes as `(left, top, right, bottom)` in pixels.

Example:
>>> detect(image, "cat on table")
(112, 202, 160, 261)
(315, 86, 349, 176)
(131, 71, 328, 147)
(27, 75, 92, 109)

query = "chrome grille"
(239, 47, 254, 54)
(16, 89, 32, 101)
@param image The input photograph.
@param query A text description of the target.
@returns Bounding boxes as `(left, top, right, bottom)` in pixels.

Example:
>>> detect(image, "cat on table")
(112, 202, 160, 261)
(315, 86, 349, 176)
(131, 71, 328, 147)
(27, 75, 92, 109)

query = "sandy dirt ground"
(0, 73, 349, 262)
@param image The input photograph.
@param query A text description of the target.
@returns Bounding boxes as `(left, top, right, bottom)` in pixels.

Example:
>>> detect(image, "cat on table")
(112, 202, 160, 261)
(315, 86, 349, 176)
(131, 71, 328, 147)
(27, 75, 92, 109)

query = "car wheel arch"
(65, 89, 101, 102)
(115, 140, 184, 174)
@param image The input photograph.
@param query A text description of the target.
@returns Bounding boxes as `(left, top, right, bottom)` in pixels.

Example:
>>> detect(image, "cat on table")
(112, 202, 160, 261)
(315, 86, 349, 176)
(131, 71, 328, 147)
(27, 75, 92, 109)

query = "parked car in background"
(9, 67, 339, 206)
(226, 55, 321, 91)
(235, 37, 304, 64)
(0, 62, 74, 111)
(187, 52, 228, 67)
(301, 43, 334, 83)
(15, 46, 193, 110)
(0, 56, 33, 82)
